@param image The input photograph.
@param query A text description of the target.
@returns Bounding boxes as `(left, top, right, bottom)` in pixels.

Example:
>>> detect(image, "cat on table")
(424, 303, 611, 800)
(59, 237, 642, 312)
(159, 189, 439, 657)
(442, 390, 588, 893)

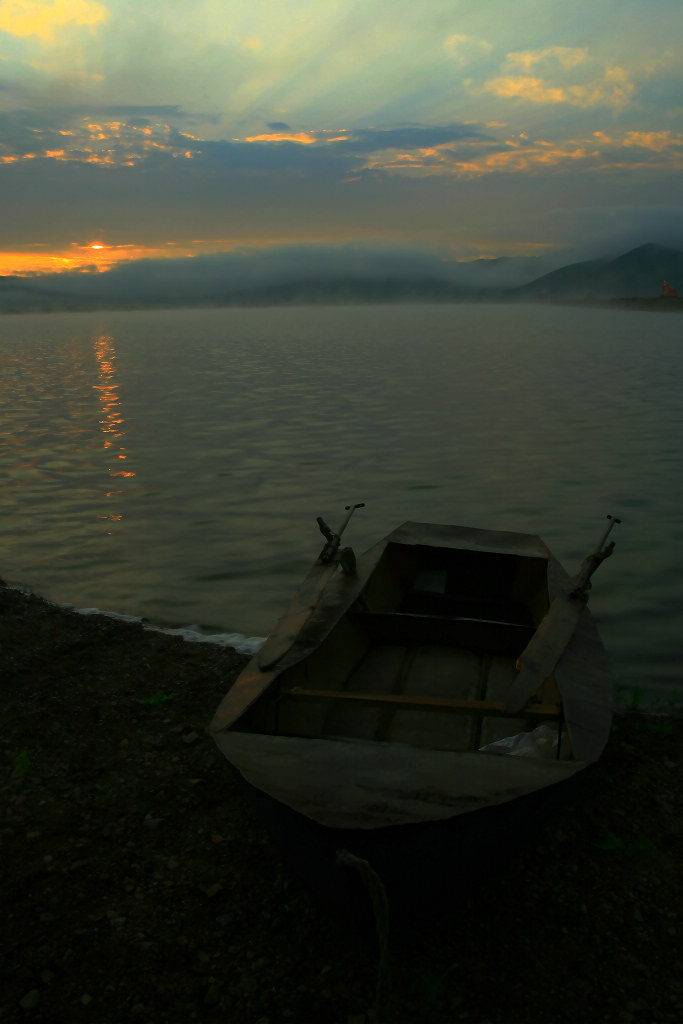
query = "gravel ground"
(2, 581, 682, 1024)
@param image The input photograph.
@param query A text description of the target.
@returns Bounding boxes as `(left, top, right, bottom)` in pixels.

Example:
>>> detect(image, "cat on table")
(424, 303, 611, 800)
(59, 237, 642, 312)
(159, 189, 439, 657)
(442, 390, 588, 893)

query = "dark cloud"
(546, 203, 683, 260)
(0, 110, 66, 157)
(186, 136, 353, 173)
(161, 122, 497, 177)
(2, 102, 681, 266)
(74, 105, 187, 117)
(16, 105, 189, 119)
(339, 123, 490, 152)
(0, 106, 190, 160)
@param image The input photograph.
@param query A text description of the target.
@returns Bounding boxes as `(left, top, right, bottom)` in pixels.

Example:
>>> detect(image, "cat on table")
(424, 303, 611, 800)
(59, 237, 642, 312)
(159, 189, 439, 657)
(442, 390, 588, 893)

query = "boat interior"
(235, 542, 568, 756)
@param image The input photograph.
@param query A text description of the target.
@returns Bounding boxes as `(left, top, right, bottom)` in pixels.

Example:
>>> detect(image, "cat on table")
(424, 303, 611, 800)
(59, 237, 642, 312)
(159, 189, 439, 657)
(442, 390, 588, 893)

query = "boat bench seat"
(286, 687, 561, 719)
(349, 610, 534, 656)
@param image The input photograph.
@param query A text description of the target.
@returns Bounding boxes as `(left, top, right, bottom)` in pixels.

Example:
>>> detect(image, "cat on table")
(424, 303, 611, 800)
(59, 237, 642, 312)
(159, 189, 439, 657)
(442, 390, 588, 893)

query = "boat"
(210, 506, 617, 927)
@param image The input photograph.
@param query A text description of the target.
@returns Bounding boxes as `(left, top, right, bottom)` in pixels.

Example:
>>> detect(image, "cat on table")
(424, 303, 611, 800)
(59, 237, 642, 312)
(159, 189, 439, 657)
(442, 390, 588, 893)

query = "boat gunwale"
(210, 521, 554, 735)
(211, 520, 613, 810)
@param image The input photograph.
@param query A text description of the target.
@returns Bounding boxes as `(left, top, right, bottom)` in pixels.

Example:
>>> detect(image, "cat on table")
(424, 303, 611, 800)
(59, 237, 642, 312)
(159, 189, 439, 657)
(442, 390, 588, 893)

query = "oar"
(257, 503, 365, 671)
(316, 503, 365, 563)
(503, 516, 620, 715)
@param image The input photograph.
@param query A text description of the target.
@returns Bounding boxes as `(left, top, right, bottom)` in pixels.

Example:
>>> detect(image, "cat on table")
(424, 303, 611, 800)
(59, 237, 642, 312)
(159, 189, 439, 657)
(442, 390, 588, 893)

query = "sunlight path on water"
(1, 304, 681, 704)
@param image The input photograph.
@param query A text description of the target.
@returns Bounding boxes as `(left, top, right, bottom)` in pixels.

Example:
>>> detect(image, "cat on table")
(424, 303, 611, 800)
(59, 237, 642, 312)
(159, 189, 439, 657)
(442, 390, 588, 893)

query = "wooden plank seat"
(286, 687, 561, 719)
(349, 610, 535, 656)
(399, 592, 533, 626)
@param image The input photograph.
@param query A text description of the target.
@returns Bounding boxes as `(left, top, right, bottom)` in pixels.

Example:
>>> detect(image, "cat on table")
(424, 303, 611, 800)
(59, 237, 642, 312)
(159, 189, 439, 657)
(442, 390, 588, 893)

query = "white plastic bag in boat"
(479, 724, 566, 759)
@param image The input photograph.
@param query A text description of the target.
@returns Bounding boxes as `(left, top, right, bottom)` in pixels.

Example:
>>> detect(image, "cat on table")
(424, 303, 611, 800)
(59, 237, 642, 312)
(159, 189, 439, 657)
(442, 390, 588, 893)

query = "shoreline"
(1, 296, 681, 316)
(3, 581, 682, 1022)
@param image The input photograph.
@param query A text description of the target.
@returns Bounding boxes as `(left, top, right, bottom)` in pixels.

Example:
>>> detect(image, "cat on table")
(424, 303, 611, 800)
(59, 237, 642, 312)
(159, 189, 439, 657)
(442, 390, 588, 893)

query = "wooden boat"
(210, 507, 616, 926)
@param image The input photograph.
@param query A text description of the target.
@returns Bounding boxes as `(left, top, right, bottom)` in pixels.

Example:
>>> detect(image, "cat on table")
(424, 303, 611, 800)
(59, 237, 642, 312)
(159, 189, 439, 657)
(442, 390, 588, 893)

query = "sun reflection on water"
(93, 333, 134, 529)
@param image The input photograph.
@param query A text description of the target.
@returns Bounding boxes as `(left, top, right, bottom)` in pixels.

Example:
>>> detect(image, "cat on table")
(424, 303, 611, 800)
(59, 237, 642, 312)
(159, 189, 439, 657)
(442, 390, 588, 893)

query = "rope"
(336, 849, 393, 1023)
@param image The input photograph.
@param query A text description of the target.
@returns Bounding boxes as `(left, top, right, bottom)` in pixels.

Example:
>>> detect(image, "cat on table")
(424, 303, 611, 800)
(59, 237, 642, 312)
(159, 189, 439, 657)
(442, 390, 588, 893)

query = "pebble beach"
(2, 581, 682, 1024)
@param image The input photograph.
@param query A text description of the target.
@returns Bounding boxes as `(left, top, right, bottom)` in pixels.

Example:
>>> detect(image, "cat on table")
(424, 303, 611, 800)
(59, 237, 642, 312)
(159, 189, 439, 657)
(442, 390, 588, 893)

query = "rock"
(3, 583, 683, 1024)
(204, 984, 220, 1006)
(20, 990, 40, 1011)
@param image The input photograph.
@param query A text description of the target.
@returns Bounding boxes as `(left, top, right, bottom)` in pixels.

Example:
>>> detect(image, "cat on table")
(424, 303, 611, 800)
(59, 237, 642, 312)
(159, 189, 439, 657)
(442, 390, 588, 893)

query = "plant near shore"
(417, 962, 458, 1023)
(94, 784, 118, 806)
(616, 684, 683, 715)
(595, 832, 655, 856)
(12, 748, 31, 777)
(616, 685, 647, 712)
(613, 686, 683, 736)
(137, 691, 176, 708)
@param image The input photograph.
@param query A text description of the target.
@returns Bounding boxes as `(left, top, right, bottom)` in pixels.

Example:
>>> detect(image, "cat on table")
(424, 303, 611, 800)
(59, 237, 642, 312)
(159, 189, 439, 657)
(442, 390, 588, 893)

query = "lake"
(2, 303, 682, 707)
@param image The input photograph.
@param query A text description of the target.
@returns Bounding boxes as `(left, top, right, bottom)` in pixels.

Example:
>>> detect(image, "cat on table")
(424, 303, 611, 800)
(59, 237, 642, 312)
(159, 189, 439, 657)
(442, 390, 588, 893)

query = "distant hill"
(513, 243, 683, 301)
(0, 276, 106, 312)
(1, 242, 682, 312)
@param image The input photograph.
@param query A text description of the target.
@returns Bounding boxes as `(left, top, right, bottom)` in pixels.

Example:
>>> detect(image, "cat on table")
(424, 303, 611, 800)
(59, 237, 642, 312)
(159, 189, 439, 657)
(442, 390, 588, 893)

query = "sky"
(1, 0, 683, 278)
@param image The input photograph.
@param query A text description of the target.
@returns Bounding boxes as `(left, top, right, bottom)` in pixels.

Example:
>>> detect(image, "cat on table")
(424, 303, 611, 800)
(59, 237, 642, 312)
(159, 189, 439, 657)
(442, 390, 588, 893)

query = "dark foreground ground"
(2, 582, 682, 1024)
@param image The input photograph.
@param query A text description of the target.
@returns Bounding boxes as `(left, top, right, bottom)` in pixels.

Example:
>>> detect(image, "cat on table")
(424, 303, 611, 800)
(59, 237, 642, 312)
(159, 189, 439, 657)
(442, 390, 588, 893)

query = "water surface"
(2, 304, 682, 705)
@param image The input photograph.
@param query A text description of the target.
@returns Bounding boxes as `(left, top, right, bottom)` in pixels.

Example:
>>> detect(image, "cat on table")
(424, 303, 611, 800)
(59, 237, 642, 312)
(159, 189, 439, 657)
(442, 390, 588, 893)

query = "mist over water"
(2, 304, 682, 705)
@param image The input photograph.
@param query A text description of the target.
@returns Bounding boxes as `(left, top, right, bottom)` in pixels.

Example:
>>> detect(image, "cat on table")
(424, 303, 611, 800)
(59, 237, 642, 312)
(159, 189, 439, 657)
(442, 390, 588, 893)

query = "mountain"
(0, 276, 106, 312)
(513, 243, 683, 301)
(1, 242, 682, 312)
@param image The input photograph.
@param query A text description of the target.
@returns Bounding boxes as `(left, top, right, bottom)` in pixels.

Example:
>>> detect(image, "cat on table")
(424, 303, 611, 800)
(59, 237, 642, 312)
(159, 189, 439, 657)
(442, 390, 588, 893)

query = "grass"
(615, 685, 682, 716)
(417, 963, 458, 1024)
(12, 748, 31, 777)
(137, 691, 176, 708)
(595, 832, 655, 856)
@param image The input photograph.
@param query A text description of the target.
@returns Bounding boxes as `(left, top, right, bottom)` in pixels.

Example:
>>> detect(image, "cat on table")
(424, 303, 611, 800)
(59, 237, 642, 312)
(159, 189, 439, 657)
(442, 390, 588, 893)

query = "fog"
(1, 240, 680, 312)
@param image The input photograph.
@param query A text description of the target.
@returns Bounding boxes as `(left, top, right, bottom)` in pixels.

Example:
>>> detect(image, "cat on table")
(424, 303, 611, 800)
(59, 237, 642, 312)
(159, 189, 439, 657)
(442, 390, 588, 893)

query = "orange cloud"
(622, 130, 683, 152)
(482, 43, 634, 110)
(0, 237, 265, 278)
(506, 46, 587, 72)
(484, 65, 634, 108)
(240, 35, 261, 53)
(444, 34, 492, 63)
(356, 127, 683, 180)
(0, 0, 108, 41)
(484, 76, 567, 104)
(0, 118, 196, 168)
(0, 242, 186, 277)
(244, 131, 317, 144)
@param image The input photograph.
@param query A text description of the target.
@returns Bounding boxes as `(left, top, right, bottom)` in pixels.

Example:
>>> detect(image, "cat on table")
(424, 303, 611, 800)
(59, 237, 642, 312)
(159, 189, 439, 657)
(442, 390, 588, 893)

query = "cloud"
(536, 205, 683, 259)
(0, 112, 490, 174)
(353, 126, 683, 179)
(0, 0, 108, 41)
(0, 4, 260, 124)
(0, 108, 201, 166)
(239, 35, 261, 53)
(245, 130, 317, 143)
(2, 241, 557, 297)
(505, 46, 587, 72)
(482, 45, 635, 110)
(484, 66, 634, 109)
(484, 77, 570, 105)
(621, 130, 683, 152)
(338, 123, 487, 153)
(3, 106, 682, 189)
(444, 34, 492, 64)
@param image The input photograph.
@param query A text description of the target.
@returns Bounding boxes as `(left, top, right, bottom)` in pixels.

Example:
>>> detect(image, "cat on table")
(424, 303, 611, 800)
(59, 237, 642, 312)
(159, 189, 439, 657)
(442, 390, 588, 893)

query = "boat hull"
(211, 520, 614, 925)
(235, 765, 584, 930)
